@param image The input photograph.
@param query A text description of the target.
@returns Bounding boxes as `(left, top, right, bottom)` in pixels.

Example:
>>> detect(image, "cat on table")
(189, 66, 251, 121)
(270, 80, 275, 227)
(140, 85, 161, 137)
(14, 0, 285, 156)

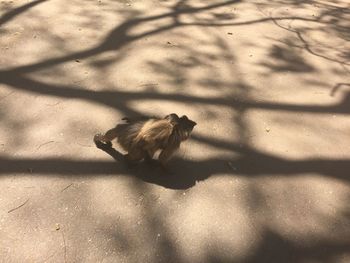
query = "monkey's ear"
(165, 113, 180, 125)
(170, 113, 179, 118)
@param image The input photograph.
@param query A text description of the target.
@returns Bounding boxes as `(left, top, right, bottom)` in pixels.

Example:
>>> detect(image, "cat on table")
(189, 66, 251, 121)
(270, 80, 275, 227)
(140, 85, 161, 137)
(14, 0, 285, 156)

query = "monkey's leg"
(144, 148, 158, 166)
(158, 146, 178, 170)
(94, 127, 119, 148)
(124, 148, 145, 168)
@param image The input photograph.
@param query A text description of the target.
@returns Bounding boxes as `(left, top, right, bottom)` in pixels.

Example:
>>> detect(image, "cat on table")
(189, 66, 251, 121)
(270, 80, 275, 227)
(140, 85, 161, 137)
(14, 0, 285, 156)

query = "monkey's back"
(115, 118, 173, 152)
(136, 119, 173, 148)
(114, 121, 144, 152)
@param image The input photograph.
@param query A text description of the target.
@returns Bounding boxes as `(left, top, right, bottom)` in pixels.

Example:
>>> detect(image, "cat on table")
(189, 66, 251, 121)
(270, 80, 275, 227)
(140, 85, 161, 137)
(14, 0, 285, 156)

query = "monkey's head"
(178, 115, 197, 141)
(164, 113, 180, 126)
(165, 113, 196, 140)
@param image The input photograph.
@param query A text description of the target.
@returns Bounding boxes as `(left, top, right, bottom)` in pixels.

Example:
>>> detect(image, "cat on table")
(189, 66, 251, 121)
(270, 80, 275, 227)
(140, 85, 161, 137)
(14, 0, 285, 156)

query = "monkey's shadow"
(95, 141, 208, 189)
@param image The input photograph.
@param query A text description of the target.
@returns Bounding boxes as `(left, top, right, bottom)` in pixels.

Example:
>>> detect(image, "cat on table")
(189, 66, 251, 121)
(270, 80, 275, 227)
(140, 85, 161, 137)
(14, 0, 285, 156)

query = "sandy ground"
(0, 0, 350, 262)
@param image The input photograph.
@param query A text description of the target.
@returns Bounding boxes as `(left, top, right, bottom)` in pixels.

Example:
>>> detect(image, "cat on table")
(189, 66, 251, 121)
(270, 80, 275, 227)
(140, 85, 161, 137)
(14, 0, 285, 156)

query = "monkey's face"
(179, 115, 196, 140)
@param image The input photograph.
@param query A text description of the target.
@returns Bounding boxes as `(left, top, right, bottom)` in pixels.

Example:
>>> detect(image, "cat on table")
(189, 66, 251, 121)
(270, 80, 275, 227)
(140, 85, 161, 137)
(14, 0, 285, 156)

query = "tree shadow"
(258, 2, 350, 76)
(1, 0, 350, 262)
(260, 44, 315, 73)
(241, 228, 350, 263)
(0, 0, 48, 26)
(1, 137, 349, 189)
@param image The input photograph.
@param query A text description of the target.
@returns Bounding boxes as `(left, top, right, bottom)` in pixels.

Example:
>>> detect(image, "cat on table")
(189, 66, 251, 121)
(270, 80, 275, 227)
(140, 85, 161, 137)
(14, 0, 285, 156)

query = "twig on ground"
(36, 140, 55, 150)
(45, 101, 61, 106)
(76, 142, 93, 147)
(39, 250, 58, 263)
(61, 183, 73, 192)
(8, 198, 29, 213)
(61, 231, 67, 263)
(0, 91, 15, 102)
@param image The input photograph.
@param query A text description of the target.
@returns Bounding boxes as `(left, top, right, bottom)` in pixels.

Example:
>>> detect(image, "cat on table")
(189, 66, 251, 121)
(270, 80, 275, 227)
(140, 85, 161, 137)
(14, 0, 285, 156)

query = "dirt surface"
(0, 0, 350, 262)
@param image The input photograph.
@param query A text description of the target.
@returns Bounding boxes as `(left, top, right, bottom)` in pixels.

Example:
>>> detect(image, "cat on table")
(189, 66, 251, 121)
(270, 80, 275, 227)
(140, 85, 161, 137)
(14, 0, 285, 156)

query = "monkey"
(94, 113, 196, 169)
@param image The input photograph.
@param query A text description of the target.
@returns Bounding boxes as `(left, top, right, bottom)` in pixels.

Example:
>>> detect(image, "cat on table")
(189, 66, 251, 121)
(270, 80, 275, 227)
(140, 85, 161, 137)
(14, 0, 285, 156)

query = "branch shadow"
(244, 229, 350, 263)
(1, 138, 349, 189)
(259, 4, 350, 76)
(1, 72, 350, 115)
(260, 44, 315, 73)
(0, 0, 48, 26)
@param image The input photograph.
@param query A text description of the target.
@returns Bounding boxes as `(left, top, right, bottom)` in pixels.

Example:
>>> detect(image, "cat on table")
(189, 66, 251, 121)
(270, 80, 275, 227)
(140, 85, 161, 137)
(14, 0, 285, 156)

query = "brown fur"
(94, 113, 196, 167)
